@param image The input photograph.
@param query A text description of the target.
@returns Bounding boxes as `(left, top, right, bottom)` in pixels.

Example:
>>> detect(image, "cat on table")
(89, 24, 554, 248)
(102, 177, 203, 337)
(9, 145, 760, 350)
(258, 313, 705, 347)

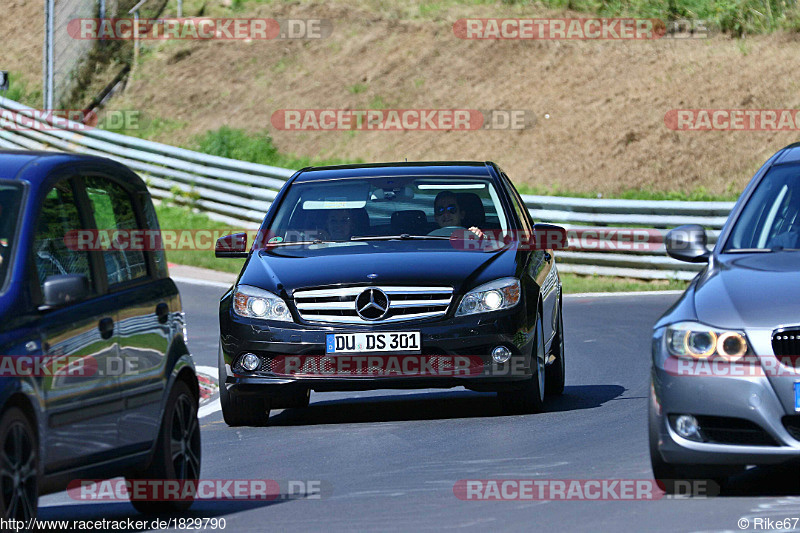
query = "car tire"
(545, 296, 565, 396)
(498, 312, 546, 414)
(130, 380, 201, 514)
(0, 407, 38, 522)
(221, 387, 271, 427)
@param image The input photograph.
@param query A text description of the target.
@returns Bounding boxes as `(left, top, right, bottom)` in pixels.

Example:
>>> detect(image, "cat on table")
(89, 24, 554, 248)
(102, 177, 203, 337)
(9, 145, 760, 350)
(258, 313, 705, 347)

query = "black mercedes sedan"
(216, 162, 566, 426)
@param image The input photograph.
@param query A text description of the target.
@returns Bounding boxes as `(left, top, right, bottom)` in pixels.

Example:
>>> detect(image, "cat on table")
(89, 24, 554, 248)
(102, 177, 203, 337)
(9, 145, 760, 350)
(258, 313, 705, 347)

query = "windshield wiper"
(725, 248, 776, 253)
(349, 234, 451, 241)
(261, 239, 336, 247)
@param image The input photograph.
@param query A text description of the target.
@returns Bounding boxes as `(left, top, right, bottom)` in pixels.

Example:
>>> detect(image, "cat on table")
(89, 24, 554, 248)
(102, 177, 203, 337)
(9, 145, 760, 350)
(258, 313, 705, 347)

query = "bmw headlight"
(233, 285, 292, 322)
(456, 277, 521, 317)
(665, 321, 749, 361)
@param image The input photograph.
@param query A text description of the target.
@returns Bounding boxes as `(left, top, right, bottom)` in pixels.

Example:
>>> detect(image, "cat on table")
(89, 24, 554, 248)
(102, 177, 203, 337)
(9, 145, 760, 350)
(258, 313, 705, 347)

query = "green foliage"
(3, 73, 41, 108)
(560, 273, 689, 293)
(348, 83, 368, 94)
(190, 126, 360, 168)
(153, 204, 246, 273)
(535, 0, 800, 36)
(514, 184, 740, 201)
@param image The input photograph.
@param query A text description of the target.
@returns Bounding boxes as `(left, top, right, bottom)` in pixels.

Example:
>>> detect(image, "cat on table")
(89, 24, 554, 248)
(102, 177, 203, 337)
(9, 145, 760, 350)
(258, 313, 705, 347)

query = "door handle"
(98, 317, 114, 340)
(155, 302, 169, 324)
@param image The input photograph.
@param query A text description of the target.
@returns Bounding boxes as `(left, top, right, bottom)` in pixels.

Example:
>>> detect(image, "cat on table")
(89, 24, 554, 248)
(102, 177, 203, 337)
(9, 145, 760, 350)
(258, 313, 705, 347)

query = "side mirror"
(532, 223, 568, 250)
(665, 224, 711, 263)
(41, 274, 89, 308)
(215, 233, 248, 258)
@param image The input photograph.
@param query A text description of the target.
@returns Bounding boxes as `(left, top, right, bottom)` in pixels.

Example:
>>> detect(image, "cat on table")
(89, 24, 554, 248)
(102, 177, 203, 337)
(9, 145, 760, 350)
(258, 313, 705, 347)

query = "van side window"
(34, 181, 93, 289)
(85, 177, 148, 285)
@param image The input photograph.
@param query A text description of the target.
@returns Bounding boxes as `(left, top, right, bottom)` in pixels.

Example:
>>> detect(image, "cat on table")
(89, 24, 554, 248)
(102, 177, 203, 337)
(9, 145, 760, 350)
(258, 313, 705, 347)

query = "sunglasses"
(435, 204, 459, 215)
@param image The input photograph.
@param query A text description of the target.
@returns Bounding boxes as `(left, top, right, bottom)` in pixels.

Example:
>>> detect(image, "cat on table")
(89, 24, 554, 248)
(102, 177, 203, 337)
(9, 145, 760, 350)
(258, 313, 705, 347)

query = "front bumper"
(219, 303, 536, 396)
(651, 326, 800, 466)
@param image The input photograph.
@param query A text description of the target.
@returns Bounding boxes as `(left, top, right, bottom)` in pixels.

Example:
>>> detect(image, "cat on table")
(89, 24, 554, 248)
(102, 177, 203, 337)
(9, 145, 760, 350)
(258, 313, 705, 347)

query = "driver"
(323, 209, 354, 241)
(433, 191, 484, 238)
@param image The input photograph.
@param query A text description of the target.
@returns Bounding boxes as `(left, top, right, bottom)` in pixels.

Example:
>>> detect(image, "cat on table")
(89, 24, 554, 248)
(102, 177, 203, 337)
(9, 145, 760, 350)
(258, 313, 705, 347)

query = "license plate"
(326, 332, 421, 354)
(795, 382, 800, 411)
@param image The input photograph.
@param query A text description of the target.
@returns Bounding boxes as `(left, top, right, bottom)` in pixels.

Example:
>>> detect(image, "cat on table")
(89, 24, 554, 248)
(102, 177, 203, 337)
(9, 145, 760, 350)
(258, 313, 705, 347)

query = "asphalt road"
(36, 281, 800, 532)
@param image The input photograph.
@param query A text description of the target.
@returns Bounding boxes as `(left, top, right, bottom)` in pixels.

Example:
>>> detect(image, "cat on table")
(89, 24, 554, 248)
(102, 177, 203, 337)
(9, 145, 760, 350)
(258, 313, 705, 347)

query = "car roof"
(292, 161, 496, 182)
(774, 143, 800, 166)
(0, 150, 144, 189)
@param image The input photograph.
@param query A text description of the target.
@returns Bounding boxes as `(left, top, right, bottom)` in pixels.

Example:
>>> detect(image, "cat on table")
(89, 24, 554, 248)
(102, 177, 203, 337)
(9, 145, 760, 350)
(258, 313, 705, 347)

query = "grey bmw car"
(651, 142, 800, 484)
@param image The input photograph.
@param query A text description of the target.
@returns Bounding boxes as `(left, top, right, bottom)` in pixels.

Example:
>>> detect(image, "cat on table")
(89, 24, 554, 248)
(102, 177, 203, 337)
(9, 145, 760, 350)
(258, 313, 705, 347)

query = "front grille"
(772, 328, 800, 357)
(292, 285, 453, 324)
(670, 415, 778, 446)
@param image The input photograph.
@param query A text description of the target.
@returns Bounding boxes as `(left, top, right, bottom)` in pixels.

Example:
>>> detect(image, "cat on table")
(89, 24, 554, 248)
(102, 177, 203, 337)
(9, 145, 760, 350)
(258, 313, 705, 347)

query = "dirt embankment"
(8, 0, 800, 194)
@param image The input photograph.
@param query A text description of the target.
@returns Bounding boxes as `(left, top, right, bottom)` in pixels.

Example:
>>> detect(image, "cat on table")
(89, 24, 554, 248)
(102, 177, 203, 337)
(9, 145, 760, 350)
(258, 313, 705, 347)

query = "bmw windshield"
(725, 164, 800, 252)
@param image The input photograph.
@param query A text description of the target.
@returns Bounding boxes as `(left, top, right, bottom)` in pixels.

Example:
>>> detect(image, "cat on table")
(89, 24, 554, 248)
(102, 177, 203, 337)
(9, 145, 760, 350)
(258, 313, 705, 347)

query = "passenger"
(432, 191, 484, 238)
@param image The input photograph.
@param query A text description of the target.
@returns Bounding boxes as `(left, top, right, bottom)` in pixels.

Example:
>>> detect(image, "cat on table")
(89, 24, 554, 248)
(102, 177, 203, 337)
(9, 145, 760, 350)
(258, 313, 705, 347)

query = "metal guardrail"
(0, 97, 734, 280)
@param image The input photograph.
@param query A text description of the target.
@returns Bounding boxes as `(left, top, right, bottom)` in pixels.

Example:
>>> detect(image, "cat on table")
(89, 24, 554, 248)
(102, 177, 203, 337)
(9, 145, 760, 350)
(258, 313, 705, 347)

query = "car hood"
(238, 243, 517, 295)
(693, 252, 800, 329)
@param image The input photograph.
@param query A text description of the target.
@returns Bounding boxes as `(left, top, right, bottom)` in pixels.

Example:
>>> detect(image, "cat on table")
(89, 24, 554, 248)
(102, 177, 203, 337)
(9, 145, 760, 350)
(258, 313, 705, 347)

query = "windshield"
(0, 181, 24, 292)
(726, 164, 800, 252)
(264, 176, 509, 246)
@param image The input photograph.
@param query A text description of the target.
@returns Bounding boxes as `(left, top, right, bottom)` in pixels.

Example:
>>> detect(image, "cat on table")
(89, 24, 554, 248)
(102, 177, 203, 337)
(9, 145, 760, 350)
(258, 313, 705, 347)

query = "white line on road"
(172, 276, 233, 289)
(195, 365, 222, 419)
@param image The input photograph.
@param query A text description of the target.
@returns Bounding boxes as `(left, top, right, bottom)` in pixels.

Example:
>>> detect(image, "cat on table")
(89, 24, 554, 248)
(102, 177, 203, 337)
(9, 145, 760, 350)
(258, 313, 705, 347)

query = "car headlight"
(233, 285, 292, 322)
(456, 277, 521, 317)
(665, 321, 749, 361)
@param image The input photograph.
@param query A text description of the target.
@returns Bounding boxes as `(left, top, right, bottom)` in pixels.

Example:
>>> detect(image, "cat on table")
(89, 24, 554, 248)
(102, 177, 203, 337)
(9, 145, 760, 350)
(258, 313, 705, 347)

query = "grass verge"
(560, 273, 688, 294)
(156, 204, 692, 293)
(155, 204, 245, 274)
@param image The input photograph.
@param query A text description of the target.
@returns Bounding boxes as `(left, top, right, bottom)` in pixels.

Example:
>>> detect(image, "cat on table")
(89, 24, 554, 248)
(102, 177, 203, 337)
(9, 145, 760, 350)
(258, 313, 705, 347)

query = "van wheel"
(130, 380, 201, 514)
(0, 407, 38, 522)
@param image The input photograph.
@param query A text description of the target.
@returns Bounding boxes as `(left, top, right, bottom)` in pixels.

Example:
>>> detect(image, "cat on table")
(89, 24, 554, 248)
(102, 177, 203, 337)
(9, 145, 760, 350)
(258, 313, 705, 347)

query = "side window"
(34, 181, 94, 289)
(501, 173, 532, 232)
(84, 177, 148, 285)
(139, 191, 168, 279)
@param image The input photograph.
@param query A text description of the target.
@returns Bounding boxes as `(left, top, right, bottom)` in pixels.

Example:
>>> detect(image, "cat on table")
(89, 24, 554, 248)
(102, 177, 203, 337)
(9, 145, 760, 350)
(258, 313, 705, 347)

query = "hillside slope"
(8, 0, 800, 194)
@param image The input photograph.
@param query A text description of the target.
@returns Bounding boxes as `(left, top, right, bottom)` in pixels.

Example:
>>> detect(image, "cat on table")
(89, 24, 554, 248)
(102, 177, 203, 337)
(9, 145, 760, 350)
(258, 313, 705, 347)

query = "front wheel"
(498, 313, 546, 414)
(0, 408, 38, 522)
(221, 387, 271, 427)
(130, 380, 201, 514)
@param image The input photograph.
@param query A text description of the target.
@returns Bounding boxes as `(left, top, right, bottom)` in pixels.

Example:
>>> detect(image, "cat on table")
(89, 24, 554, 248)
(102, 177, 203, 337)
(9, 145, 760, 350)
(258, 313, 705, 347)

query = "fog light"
(241, 353, 261, 371)
(492, 346, 512, 363)
(675, 415, 702, 441)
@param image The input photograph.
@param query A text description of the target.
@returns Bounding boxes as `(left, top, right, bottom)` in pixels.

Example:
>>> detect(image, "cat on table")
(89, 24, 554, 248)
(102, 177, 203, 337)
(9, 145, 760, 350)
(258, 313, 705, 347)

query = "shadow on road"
(266, 384, 626, 426)
(719, 462, 800, 497)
